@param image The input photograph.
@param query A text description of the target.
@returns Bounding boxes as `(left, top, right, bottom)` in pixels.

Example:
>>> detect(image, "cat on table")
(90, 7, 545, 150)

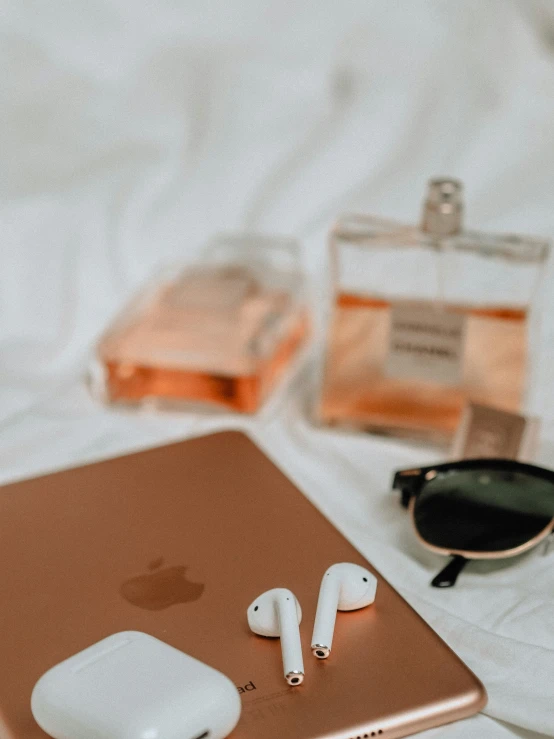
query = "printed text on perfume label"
(385, 304, 466, 385)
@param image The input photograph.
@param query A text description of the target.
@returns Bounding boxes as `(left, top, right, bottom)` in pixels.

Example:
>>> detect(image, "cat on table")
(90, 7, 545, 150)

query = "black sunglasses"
(392, 459, 554, 587)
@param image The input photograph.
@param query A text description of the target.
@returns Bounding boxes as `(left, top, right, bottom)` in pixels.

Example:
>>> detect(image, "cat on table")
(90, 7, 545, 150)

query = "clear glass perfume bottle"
(317, 179, 550, 444)
(92, 234, 309, 413)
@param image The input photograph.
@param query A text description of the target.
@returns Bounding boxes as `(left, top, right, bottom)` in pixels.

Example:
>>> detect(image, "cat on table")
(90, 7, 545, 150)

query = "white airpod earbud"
(311, 563, 377, 659)
(247, 588, 304, 686)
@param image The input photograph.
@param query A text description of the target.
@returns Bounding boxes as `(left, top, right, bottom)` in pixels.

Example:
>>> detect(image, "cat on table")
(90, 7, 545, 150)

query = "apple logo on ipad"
(120, 557, 204, 611)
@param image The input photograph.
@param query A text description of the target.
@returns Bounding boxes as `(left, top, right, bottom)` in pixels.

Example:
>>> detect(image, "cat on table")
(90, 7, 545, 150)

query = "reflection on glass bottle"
(93, 234, 309, 413)
(317, 179, 550, 443)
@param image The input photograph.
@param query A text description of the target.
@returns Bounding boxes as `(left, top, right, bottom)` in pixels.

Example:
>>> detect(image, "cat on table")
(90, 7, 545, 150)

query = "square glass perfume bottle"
(92, 234, 309, 413)
(317, 179, 550, 444)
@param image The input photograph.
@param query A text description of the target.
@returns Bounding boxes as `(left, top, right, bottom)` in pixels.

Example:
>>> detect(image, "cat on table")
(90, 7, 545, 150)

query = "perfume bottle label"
(385, 303, 467, 385)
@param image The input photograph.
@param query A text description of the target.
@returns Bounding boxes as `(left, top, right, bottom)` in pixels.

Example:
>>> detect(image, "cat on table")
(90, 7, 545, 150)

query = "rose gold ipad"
(0, 431, 486, 739)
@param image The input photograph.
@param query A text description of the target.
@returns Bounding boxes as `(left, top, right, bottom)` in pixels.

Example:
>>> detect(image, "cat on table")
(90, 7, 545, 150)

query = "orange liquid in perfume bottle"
(318, 294, 527, 443)
(103, 310, 308, 413)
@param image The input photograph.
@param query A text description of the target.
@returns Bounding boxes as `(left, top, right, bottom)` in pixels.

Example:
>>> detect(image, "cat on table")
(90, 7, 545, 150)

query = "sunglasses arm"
(431, 555, 468, 588)
(392, 469, 422, 508)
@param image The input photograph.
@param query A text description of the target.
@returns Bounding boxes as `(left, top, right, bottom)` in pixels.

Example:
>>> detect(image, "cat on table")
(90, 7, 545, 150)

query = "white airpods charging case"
(31, 631, 242, 739)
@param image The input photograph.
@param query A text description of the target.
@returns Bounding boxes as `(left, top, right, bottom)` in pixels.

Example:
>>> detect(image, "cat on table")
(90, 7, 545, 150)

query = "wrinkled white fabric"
(1, 1, 553, 736)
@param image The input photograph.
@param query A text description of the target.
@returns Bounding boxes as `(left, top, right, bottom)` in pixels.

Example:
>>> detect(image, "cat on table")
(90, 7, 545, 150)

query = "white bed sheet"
(1, 1, 554, 736)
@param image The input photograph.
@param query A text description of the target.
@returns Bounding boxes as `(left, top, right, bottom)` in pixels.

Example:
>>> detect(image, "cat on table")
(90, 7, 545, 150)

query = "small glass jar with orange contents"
(91, 234, 309, 413)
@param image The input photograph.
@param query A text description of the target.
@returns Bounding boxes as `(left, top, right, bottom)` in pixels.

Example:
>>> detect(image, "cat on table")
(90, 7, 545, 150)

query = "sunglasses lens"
(414, 469, 554, 553)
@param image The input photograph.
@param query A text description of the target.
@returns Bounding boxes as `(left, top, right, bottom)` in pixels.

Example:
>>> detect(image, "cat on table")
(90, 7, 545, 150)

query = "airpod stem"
(277, 593, 304, 685)
(311, 571, 340, 658)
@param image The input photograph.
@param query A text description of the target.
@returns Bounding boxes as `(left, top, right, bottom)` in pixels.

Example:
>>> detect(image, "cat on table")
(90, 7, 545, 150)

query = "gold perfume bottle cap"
(421, 178, 463, 236)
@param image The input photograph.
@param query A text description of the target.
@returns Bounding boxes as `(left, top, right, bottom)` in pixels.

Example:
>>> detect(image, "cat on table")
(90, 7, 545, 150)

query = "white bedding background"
(1, 1, 554, 736)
